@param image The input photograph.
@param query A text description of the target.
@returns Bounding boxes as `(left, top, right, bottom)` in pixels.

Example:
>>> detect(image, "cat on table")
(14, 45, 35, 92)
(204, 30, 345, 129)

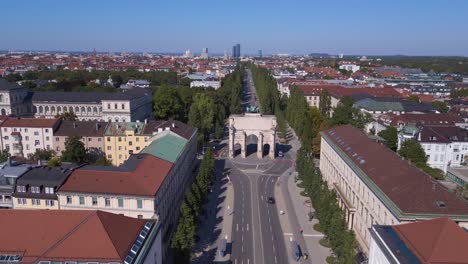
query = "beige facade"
(320, 138, 399, 252)
(13, 197, 59, 210)
(57, 193, 155, 219)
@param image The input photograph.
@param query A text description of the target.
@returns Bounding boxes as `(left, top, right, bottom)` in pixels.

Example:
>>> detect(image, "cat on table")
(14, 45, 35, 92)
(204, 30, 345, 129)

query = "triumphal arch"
(228, 113, 276, 159)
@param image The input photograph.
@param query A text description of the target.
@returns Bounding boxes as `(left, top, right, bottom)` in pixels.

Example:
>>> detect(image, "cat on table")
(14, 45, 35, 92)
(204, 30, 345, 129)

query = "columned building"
(320, 125, 468, 254)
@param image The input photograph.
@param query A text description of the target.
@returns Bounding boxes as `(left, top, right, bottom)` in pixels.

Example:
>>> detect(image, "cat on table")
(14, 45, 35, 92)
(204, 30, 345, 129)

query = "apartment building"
(0, 79, 30, 116)
(0, 210, 162, 264)
(398, 125, 468, 172)
(0, 117, 61, 158)
(0, 160, 31, 208)
(320, 125, 468, 253)
(12, 166, 73, 209)
(53, 120, 108, 154)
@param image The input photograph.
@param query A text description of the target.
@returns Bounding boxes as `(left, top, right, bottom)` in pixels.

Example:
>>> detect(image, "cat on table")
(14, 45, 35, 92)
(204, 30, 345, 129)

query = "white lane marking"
(242, 244, 244, 253)
(269, 217, 271, 223)
(237, 224, 239, 231)
(270, 225, 272, 232)
(275, 256, 277, 263)
(235, 259, 237, 264)
(248, 259, 250, 264)
(283, 232, 324, 237)
(242, 235, 244, 242)
(247, 224, 249, 231)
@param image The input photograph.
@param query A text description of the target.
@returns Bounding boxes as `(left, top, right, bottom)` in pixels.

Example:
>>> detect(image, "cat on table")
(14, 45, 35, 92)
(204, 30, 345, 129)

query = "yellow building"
(104, 120, 182, 166)
(12, 166, 72, 210)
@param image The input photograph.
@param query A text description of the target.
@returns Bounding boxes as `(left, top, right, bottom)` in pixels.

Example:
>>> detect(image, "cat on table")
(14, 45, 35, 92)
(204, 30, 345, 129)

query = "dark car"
(267, 196, 275, 204)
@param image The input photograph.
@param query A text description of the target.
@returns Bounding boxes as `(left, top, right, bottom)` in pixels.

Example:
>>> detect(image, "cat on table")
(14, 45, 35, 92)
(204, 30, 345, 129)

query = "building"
(232, 43, 241, 58)
(190, 80, 221, 89)
(0, 210, 162, 264)
(0, 79, 153, 122)
(339, 64, 360, 73)
(374, 112, 465, 134)
(200, 48, 209, 59)
(446, 166, 468, 187)
(0, 159, 31, 208)
(104, 122, 148, 166)
(369, 218, 468, 264)
(53, 120, 108, 155)
(0, 79, 30, 116)
(126, 79, 150, 88)
(104, 120, 195, 166)
(258, 49, 262, 58)
(320, 125, 468, 253)
(0, 117, 61, 158)
(12, 165, 73, 209)
(184, 49, 193, 58)
(59, 126, 197, 259)
(398, 125, 468, 172)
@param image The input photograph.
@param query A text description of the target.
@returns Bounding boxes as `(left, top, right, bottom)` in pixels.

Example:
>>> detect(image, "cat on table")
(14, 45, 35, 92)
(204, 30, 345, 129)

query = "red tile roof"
(322, 125, 468, 216)
(59, 154, 173, 196)
(378, 113, 464, 127)
(0, 210, 147, 263)
(0, 117, 60, 128)
(394, 218, 468, 263)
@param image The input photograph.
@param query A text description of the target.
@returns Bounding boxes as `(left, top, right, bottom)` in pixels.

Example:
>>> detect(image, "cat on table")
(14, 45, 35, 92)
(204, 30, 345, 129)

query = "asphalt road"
(228, 160, 254, 264)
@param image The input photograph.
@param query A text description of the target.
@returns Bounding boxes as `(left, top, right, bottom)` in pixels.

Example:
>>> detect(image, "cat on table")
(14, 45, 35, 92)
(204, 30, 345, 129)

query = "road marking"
(275, 256, 277, 263)
(247, 224, 249, 231)
(235, 259, 237, 264)
(242, 235, 244, 242)
(237, 224, 239, 231)
(269, 217, 271, 223)
(270, 225, 272, 232)
(248, 259, 250, 264)
(283, 233, 324, 237)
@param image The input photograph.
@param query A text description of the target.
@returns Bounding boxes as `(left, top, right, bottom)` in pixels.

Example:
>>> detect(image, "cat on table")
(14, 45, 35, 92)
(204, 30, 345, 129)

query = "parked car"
(267, 196, 275, 204)
(278, 151, 284, 157)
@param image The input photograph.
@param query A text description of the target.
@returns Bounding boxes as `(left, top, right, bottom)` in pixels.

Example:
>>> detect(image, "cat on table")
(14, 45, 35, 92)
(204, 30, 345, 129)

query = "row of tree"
(248, 64, 288, 138)
(297, 144, 356, 263)
(171, 148, 215, 263)
(153, 65, 244, 145)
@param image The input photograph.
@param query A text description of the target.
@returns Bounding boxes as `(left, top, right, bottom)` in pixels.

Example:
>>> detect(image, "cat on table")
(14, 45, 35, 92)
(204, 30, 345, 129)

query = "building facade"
(320, 125, 468, 253)
(0, 79, 30, 116)
(12, 166, 73, 210)
(53, 120, 108, 155)
(0, 160, 31, 208)
(0, 118, 61, 158)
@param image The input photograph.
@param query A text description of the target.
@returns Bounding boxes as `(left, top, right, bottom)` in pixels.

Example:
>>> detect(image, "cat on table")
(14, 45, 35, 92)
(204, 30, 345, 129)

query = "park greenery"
(377, 127, 398, 152)
(171, 148, 215, 263)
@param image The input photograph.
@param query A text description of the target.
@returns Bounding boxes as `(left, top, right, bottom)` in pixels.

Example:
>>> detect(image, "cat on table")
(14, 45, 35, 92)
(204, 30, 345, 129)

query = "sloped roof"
(141, 133, 187, 163)
(394, 218, 468, 263)
(0, 117, 60, 128)
(321, 125, 468, 217)
(0, 210, 147, 263)
(59, 154, 172, 196)
(0, 79, 23, 90)
(54, 121, 108, 137)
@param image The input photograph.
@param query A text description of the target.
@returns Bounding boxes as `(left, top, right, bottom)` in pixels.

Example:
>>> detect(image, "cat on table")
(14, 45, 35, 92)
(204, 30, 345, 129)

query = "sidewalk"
(213, 173, 234, 262)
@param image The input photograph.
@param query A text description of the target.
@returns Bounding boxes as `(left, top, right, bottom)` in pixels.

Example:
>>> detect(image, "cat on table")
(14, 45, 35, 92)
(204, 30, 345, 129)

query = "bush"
(319, 238, 332, 248)
(313, 223, 322, 232)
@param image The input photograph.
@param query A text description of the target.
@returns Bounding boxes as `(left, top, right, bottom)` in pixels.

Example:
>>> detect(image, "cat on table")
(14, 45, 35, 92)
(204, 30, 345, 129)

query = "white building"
(0, 79, 30, 116)
(320, 125, 468, 253)
(398, 125, 468, 173)
(339, 64, 360, 73)
(190, 80, 221, 89)
(0, 118, 61, 158)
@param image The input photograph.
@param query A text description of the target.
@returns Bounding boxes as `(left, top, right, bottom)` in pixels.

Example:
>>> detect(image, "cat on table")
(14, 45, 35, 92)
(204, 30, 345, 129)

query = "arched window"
(75, 106, 79, 113)
(57, 106, 62, 113)
(87, 107, 92, 114)
(81, 107, 85, 113)
(93, 107, 97, 114)
(0, 95, 3, 102)
(45, 106, 49, 113)
(39, 106, 43, 113)
(1, 109, 6, 116)
(51, 106, 55, 113)
(33, 106, 37, 113)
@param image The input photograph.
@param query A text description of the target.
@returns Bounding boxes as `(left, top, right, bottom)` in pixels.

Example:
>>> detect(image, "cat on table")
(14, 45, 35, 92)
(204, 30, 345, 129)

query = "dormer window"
(16, 185, 26, 192)
(31, 186, 40, 193)
(45, 187, 54, 194)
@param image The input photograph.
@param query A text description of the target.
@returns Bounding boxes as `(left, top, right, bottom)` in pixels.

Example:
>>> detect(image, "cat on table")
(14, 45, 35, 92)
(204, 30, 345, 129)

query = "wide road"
(229, 160, 254, 264)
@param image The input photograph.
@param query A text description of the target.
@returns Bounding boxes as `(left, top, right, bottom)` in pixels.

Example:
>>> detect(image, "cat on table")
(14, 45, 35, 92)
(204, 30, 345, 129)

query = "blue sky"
(1, 0, 467, 56)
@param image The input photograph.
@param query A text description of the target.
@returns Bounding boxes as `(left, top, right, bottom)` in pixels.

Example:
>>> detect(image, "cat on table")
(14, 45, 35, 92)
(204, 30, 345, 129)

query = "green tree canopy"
(47, 157, 61, 167)
(398, 139, 427, 165)
(153, 85, 183, 120)
(378, 127, 398, 152)
(407, 94, 420, 103)
(0, 149, 10, 163)
(55, 111, 77, 121)
(319, 90, 331, 119)
(31, 149, 56, 161)
(61, 135, 87, 164)
(188, 93, 215, 141)
(330, 96, 372, 129)
(432, 101, 449, 113)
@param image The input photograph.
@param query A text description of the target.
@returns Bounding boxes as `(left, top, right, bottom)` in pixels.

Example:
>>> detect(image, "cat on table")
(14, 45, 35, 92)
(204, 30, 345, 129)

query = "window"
(79, 196, 85, 205)
(66, 196, 72, 204)
(34, 131, 39, 136)
(107, 137, 111, 142)
(129, 141, 132, 146)
(137, 215, 143, 219)
(46, 145, 50, 150)
(45, 187, 54, 194)
(118, 198, 124, 207)
(122, 104, 125, 109)
(56, 147, 60, 151)
(45, 129, 49, 133)
(16, 185, 26, 192)
(118, 137, 122, 142)
(108, 103, 111, 109)
(88, 138, 92, 142)
(34, 140, 40, 146)
(98, 138, 102, 142)
(5, 144, 9, 150)
(31, 186, 40, 193)
(114, 104, 118, 109)
(46, 200, 55, 207)
(118, 146, 122, 151)
(92, 197, 98, 206)
(136, 147, 140, 151)
(17, 198, 26, 205)
(25, 136, 29, 140)
(105, 198, 111, 207)
(55, 137, 60, 142)
(107, 146, 112, 150)
(45, 136, 50, 141)
(137, 199, 143, 209)
(3, 136, 8, 140)
(32, 199, 41, 206)
(136, 137, 139, 142)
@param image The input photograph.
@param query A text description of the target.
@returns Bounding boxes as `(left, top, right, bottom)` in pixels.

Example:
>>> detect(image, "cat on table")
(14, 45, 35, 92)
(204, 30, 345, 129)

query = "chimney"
(144, 119, 147, 124)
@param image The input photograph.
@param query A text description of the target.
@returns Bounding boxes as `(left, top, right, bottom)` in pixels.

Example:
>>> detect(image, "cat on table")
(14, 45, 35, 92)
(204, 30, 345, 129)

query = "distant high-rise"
(258, 49, 262, 58)
(200, 48, 209, 59)
(184, 49, 193, 58)
(232, 44, 241, 58)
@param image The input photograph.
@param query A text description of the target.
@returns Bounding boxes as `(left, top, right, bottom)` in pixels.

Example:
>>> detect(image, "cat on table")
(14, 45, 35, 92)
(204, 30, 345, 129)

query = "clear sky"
(1, 0, 467, 56)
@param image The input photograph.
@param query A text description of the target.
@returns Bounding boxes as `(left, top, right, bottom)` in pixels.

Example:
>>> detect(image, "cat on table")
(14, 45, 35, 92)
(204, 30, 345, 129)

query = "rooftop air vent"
(436, 200, 446, 208)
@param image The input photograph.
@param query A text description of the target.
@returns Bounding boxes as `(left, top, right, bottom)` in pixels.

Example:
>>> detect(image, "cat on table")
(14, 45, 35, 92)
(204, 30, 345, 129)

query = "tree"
(319, 90, 331, 119)
(407, 94, 420, 103)
(330, 96, 372, 129)
(111, 74, 123, 87)
(61, 135, 87, 164)
(188, 93, 215, 142)
(0, 149, 10, 162)
(153, 85, 183, 120)
(31, 149, 56, 161)
(398, 139, 427, 165)
(93, 156, 112, 166)
(432, 101, 449, 113)
(48, 157, 61, 167)
(378, 127, 398, 152)
(55, 111, 77, 121)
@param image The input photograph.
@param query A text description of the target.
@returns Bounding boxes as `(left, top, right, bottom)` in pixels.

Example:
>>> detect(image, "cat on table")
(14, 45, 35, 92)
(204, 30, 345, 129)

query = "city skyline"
(1, 0, 468, 56)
